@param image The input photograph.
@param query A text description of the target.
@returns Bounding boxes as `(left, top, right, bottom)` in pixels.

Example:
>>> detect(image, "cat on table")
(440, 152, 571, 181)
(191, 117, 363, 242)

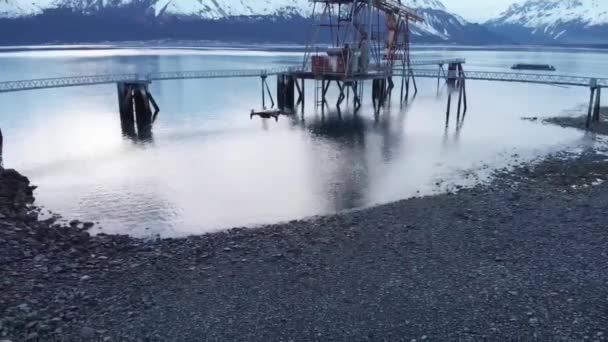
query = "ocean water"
(0, 45, 605, 237)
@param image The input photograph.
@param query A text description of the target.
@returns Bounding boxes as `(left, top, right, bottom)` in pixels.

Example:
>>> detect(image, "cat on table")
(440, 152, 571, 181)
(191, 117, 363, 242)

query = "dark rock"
(80, 326, 96, 338)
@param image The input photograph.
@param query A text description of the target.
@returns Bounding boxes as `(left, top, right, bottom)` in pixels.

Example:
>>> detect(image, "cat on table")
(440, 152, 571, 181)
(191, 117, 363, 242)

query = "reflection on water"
(0, 46, 606, 237)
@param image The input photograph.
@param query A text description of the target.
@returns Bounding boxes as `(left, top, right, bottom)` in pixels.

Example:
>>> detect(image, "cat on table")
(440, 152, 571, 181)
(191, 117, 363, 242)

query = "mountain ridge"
(486, 0, 608, 44)
(0, 0, 510, 45)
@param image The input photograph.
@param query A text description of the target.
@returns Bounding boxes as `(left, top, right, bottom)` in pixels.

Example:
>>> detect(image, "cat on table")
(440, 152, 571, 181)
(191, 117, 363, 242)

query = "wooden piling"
(117, 81, 156, 139)
(594, 87, 602, 122)
(587, 87, 596, 128)
(446, 91, 452, 127)
(133, 85, 153, 132)
(117, 83, 135, 137)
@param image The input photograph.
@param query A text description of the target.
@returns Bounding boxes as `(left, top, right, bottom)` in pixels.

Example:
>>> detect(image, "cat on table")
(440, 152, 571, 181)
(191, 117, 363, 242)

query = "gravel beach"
(1, 139, 608, 340)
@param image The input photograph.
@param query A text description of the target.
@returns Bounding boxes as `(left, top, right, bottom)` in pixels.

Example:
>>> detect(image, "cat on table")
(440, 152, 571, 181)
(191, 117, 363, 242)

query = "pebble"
(80, 326, 96, 338)
(25, 333, 38, 341)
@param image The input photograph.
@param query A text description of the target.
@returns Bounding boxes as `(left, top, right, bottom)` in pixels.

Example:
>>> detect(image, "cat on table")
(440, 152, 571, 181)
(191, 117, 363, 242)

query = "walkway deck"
(0, 59, 462, 93)
(1, 59, 607, 94)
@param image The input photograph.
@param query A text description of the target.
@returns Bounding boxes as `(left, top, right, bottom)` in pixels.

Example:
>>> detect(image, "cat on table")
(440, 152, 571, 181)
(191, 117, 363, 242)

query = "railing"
(0, 73, 141, 93)
(2, 61, 607, 94)
(404, 69, 608, 87)
(147, 68, 293, 81)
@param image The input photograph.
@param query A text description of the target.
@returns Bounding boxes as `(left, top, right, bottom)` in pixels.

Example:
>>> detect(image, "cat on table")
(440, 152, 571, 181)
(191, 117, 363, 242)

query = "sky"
(441, 0, 523, 22)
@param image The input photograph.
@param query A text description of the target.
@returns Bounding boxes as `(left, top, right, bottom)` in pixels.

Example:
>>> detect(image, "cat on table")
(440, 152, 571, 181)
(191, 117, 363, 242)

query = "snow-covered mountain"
(0, 0, 443, 18)
(486, 0, 608, 44)
(0, 0, 506, 45)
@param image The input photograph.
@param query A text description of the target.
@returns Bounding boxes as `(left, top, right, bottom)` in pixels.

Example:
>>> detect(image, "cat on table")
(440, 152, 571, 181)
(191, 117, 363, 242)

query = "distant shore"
(1, 123, 607, 340)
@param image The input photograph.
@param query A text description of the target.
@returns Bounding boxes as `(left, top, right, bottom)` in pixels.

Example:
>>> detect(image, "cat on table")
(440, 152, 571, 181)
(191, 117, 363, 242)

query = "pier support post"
(456, 63, 466, 122)
(336, 81, 345, 108)
(301, 79, 305, 113)
(400, 73, 405, 104)
(587, 87, 596, 128)
(593, 86, 602, 123)
(117, 81, 157, 140)
(446, 91, 452, 127)
(587, 79, 598, 129)
(261, 75, 267, 109)
(277, 74, 295, 113)
(352, 82, 361, 112)
(447, 63, 457, 90)
(405, 73, 410, 102)
(322, 80, 331, 108)
(437, 64, 442, 94)
(462, 78, 468, 117)
(372, 79, 387, 112)
(457, 78, 464, 122)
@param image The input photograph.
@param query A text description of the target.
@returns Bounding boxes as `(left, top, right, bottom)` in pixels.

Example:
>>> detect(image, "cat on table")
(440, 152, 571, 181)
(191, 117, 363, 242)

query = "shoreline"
(1, 135, 608, 340)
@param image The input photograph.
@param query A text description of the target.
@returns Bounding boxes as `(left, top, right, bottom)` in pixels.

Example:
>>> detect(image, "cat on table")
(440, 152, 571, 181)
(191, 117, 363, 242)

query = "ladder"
(314, 79, 326, 109)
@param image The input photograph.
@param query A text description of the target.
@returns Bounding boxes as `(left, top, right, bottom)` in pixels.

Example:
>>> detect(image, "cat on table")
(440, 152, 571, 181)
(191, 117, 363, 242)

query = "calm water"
(0, 45, 606, 237)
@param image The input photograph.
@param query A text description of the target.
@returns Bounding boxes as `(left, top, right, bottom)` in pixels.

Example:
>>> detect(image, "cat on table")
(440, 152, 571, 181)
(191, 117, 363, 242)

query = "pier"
(1, 65, 606, 128)
(0, 0, 606, 139)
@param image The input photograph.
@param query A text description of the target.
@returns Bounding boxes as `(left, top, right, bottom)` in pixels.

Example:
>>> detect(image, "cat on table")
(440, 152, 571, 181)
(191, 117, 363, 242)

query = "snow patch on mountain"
(0, 0, 47, 17)
(487, 0, 608, 43)
(155, 0, 312, 19)
(493, 0, 608, 27)
(0, 0, 448, 19)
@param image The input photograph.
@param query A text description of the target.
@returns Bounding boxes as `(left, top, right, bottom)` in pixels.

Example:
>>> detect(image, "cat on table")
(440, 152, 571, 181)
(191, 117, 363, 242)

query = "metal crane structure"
(277, 0, 425, 114)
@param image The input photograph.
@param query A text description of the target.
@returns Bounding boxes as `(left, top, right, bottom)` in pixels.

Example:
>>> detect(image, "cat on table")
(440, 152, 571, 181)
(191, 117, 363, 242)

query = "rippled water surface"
(1, 45, 606, 237)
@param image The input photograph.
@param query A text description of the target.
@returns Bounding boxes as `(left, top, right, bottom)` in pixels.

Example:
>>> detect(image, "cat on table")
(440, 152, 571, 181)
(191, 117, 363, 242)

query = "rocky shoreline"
(1, 145, 608, 340)
(544, 109, 608, 135)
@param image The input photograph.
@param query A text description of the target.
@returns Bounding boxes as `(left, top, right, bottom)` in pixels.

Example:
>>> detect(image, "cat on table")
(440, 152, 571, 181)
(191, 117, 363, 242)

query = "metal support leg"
(295, 78, 303, 106)
(261, 76, 266, 109)
(457, 79, 464, 122)
(336, 81, 345, 108)
(322, 80, 331, 108)
(301, 78, 305, 114)
(446, 91, 452, 127)
(146, 90, 160, 122)
(462, 79, 468, 117)
(353, 82, 361, 111)
(437, 65, 441, 94)
(405, 75, 410, 102)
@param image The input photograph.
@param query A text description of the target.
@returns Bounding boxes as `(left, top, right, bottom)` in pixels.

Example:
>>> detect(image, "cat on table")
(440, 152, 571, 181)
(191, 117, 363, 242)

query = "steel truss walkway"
(0, 59, 464, 94)
(406, 69, 608, 87)
(1, 59, 607, 94)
